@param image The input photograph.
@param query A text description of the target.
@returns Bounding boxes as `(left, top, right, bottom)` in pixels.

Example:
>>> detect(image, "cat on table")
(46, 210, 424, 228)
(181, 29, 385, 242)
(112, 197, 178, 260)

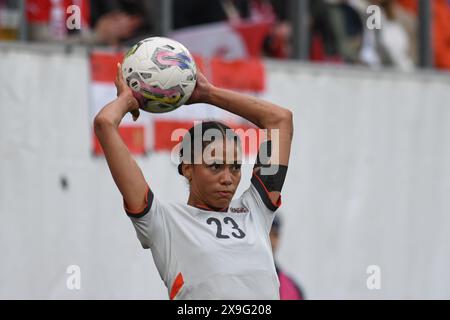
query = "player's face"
(189, 139, 241, 210)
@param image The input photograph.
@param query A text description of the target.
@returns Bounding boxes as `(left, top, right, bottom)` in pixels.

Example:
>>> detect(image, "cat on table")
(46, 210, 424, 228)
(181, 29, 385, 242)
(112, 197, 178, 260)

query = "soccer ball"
(122, 37, 197, 113)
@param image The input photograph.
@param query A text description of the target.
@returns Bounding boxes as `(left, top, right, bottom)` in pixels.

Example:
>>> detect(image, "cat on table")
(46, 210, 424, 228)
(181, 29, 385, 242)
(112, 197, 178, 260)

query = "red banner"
(211, 58, 265, 92)
(93, 126, 146, 156)
(90, 52, 125, 83)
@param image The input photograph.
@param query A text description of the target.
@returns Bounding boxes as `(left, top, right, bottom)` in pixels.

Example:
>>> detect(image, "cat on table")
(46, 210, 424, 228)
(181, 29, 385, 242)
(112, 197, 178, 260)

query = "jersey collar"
(191, 204, 229, 213)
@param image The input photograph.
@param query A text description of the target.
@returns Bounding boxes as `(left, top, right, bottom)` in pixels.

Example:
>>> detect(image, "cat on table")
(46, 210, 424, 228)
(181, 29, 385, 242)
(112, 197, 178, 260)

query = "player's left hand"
(186, 71, 214, 105)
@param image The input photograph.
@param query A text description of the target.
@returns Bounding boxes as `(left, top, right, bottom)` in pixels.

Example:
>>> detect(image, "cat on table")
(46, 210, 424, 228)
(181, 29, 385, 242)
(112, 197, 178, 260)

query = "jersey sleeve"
(123, 186, 165, 250)
(250, 170, 283, 211)
(241, 182, 280, 234)
(250, 140, 287, 212)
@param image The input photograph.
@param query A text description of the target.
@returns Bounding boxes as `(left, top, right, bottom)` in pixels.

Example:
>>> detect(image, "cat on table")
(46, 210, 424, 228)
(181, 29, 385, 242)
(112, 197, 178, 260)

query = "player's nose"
(219, 167, 233, 186)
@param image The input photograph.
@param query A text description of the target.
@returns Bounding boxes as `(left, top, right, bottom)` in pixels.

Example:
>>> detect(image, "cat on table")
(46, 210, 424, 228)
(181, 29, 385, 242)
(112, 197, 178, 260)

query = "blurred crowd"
(309, 0, 450, 71)
(0, 0, 449, 71)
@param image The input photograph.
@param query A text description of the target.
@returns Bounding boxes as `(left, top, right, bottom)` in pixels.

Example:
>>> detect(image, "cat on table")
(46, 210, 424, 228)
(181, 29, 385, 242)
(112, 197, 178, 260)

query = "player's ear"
(182, 163, 193, 182)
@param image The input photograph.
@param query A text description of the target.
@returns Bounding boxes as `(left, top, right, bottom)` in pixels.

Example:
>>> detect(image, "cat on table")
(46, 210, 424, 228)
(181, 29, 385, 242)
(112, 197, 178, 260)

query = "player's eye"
(209, 163, 222, 171)
(232, 163, 241, 171)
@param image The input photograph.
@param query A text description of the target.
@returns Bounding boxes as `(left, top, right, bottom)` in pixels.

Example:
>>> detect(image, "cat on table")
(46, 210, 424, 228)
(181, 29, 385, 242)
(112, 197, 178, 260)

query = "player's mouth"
(216, 191, 233, 198)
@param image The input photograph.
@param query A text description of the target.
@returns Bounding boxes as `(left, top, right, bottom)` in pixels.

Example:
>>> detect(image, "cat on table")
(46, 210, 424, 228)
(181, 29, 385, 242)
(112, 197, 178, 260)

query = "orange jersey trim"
(124, 185, 151, 215)
(170, 272, 184, 300)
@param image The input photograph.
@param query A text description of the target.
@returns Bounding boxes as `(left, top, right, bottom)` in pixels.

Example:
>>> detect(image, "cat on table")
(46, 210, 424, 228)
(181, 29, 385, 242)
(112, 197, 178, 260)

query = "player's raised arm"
(188, 72, 293, 166)
(93, 63, 148, 213)
(188, 72, 293, 207)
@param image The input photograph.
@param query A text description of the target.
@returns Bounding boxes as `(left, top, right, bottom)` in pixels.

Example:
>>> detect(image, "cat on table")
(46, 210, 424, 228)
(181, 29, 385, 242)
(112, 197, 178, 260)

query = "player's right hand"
(186, 71, 213, 105)
(115, 62, 140, 121)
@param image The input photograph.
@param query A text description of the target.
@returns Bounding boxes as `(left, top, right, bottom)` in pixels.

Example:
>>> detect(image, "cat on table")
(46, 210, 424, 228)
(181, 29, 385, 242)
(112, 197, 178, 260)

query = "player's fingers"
(114, 67, 120, 91)
(115, 63, 127, 97)
(116, 62, 120, 81)
(117, 63, 124, 82)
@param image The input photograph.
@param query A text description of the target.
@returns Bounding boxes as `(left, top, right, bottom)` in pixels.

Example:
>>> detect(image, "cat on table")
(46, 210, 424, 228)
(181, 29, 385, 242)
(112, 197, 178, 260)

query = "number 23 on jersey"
(206, 217, 246, 239)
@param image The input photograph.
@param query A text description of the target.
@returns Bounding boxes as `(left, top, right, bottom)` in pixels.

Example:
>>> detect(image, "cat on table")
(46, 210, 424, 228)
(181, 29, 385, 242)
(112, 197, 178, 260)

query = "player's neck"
(187, 194, 227, 212)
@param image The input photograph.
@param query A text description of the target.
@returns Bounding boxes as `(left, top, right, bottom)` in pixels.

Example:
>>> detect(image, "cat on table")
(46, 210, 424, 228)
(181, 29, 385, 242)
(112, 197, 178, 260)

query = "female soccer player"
(93, 63, 293, 299)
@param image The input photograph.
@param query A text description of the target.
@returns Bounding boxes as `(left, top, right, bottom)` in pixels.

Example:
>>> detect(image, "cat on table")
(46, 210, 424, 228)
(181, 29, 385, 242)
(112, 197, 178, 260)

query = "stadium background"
(1, 0, 450, 299)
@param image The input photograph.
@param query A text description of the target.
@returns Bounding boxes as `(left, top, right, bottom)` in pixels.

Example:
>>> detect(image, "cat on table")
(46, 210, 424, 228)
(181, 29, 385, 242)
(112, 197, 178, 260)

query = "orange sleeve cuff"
(124, 185, 153, 218)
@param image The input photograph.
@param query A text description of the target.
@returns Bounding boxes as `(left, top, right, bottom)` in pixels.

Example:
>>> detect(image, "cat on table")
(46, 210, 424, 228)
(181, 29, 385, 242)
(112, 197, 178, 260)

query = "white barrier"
(1, 43, 450, 299)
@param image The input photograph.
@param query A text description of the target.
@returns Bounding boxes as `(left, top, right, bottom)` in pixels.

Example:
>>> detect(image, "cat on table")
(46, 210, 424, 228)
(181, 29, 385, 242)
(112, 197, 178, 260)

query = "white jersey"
(125, 180, 281, 300)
